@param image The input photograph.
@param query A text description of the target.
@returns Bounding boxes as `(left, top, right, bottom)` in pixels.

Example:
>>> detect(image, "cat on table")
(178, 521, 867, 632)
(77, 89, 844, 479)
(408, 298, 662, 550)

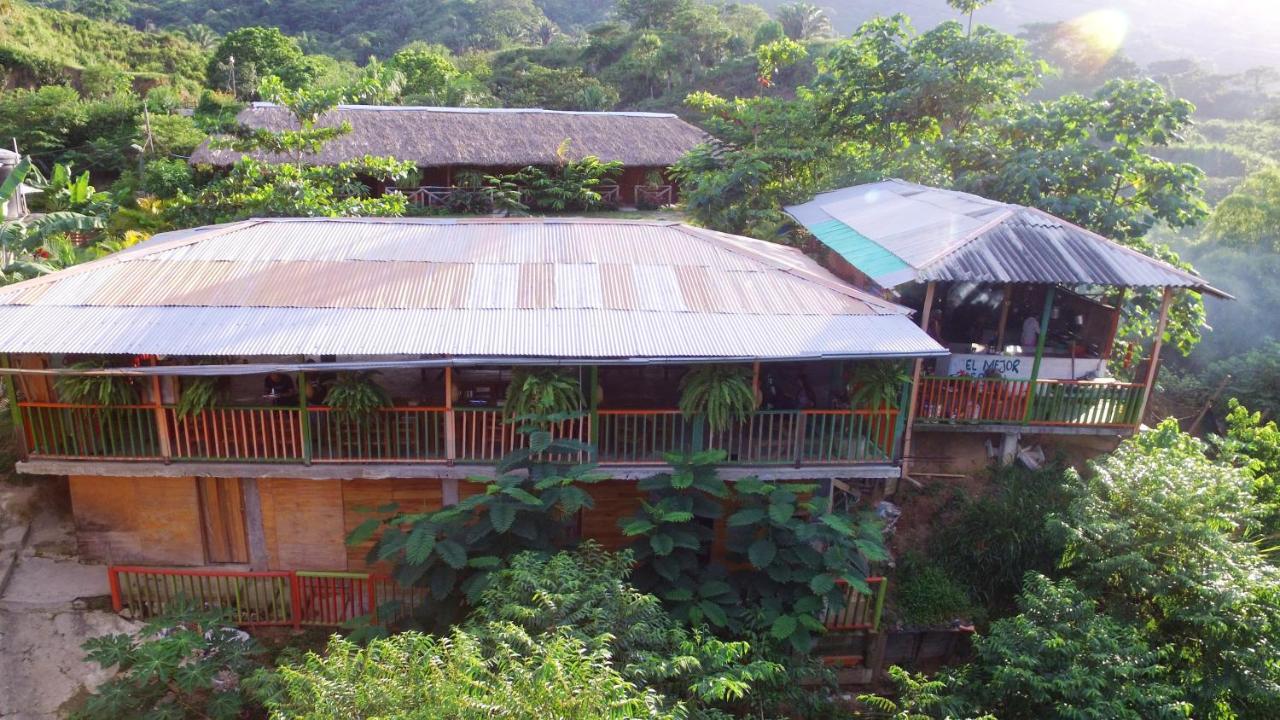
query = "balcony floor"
(913, 422, 1136, 437)
(16, 459, 901, 482)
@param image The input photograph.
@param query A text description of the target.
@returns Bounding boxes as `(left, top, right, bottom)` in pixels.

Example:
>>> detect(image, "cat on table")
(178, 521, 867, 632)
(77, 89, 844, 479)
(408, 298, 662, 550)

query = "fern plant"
(175, 376, 223, 419)
(848, 360, 910, 410)
(55, 359, 138, 405)
(678, 365, 756, 432)
(324, 371, 391, 423)
(504, 368, 584, 420)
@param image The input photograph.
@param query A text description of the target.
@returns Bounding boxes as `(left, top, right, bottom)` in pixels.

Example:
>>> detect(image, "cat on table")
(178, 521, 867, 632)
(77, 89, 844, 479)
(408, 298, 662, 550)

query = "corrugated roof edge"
(914, 207, 1232, 299)
(247, 102, 681, 119)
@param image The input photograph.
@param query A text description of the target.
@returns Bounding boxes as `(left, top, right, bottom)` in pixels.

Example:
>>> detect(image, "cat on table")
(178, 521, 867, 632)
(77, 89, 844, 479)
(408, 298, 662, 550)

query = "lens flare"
(1058, 9, 1130, 75)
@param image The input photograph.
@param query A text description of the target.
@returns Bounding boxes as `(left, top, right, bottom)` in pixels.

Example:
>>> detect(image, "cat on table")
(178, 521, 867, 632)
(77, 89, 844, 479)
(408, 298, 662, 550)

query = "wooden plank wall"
(342, 479, 444, 573)
(68, 475, 205, 565)
(258, 478, 347, 570)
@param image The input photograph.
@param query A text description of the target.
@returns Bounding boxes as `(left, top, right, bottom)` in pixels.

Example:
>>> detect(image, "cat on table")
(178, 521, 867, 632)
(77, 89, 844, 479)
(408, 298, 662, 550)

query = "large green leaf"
(620, 518, 656, 536)
(770, 614, 797, 640)
(436, 539, 467, 569)
(489, 501, 517, 533)
(768, 501, 795, 525)
(404, 525, 437, 565)
(728, 507, 767, 526)
(820, 513, 855, 536)
(698, 599, 729, 627)
(650, 533, 676, 557)
(0, 157, 30, 204)
(345, 518, 380, 547)
(748, 538, 777, 568)
(808, 573, 837, 595)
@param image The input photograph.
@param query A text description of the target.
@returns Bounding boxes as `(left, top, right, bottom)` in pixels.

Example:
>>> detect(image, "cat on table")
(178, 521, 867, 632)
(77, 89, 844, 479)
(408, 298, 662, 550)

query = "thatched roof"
(190, 104, 709, 168)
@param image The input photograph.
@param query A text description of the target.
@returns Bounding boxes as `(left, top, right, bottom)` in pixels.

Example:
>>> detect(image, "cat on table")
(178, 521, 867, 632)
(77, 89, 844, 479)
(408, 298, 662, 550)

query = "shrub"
(955, 574, 1190, 720)
(264, 625, 677, 719)
(140, 158, 195, 199)
(891, 556, 975, 628)
(74, 603, 264, 720)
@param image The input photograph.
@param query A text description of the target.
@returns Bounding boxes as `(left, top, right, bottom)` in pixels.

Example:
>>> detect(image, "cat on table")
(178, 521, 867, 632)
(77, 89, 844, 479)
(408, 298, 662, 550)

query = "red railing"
(108, 566, 427, 628)
(453, 408, 590, 463)
(915, 376, 1145, 428)
(596, 410, 692, 464)
(821, 576, 887, 632)
(167, 407, 303, 462)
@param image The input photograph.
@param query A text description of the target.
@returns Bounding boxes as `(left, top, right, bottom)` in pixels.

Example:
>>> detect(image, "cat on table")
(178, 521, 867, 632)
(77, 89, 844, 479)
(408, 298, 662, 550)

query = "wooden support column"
(240, 477, 270, 571)
(1102, 288, 1127, 361)
(1022, 286, 1057, 423)
(444, 366, 456, 465)
(994, 283, 1013, 350)
(1135, 287, 1174, 426)
(297, 370, 311, 465)
(899, 281, 936, 482)
(588, 366, 599, 461)
(2, 355, 27, 460)
(151, 358, 172, 463)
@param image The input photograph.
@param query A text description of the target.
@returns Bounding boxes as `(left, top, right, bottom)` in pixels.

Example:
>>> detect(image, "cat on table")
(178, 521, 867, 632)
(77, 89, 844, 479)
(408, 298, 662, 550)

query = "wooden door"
(198, 477, 249, 564)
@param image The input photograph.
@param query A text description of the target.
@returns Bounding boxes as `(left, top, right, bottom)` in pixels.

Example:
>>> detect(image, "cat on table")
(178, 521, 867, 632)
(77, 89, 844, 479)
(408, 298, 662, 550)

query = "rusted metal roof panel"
(0, 217, 943, 360)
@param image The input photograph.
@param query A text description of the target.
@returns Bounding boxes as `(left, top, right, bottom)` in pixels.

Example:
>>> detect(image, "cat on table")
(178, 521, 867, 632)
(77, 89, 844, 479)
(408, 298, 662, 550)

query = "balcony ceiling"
(0, 217, 946, 361)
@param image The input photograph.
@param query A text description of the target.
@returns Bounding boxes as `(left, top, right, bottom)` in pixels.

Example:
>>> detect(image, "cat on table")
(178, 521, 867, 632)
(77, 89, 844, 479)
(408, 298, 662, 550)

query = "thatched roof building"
(189, 104, 709, 169)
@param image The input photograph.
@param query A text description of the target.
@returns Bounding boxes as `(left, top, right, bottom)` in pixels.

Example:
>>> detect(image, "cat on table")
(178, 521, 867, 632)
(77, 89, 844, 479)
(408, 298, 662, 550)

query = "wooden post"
(444, 366, 456, 465)
(240, 477, 270, 571)
(1022, 286, 1056, 423)
(994, 283, 1012, 350)
(1102, 288, 1127, 361)
(899, 281, 936, 482)
(1136, 287, 1174, 426)
(2, 355, 27, 460)
(297, 370, 311, 465)
(150, 359, 172, 463)
(588, 366, 599, 461)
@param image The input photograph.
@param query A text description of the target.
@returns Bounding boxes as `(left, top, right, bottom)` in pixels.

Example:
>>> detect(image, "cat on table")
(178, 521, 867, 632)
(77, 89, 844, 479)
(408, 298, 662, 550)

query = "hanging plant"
(55, 359, 138, 405)
(848, 361, 911, 410)
(175, 376, 225, 419)
(324, 371, 391, 423)
(678, 365, 756, 432)
(504, 368, 584, 420)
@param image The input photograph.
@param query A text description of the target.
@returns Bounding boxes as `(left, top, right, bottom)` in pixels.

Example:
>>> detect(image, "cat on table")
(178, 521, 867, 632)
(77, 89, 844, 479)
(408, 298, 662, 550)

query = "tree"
(1053, 421, 1280, 718)
(1213, 399, 1280, 543)
(955, 574, 1190, 720)
(207, 27, 314, 98)
(614, 0, 691, 31)
(1207, 166, 1280, 251)
(947, 0, 994, 36)
(774, 3, 833, 41)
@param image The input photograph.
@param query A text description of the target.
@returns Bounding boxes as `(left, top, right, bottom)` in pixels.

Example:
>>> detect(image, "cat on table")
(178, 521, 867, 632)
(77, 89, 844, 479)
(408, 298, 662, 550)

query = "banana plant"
(1, 214, 111, 283)
(41, 163, 114, 216)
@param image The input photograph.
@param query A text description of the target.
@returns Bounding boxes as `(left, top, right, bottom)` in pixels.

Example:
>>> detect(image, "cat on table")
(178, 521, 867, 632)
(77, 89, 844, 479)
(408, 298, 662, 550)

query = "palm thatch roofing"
(189, 104, 710, 168)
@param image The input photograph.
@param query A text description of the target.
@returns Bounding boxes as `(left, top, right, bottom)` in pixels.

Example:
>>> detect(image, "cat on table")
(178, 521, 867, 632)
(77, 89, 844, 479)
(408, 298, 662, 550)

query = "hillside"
(0, 1, 206, 91)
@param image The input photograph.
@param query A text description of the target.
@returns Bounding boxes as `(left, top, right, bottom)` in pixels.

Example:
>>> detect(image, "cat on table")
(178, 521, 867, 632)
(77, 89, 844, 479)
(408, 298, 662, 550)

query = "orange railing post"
(108, 567, 122, 613)
(288, 570, 302, 630)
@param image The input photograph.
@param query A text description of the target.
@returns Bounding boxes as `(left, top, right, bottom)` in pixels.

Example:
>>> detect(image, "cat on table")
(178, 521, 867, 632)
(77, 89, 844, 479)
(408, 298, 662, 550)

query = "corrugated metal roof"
(0, 217, 945, 360)
(785, 180, 1227, 297)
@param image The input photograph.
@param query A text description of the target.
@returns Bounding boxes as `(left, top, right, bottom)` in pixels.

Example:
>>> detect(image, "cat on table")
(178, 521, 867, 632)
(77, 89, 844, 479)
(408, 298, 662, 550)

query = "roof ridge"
(248, 102, 681, 119)
(668, 225, 909, 316)
(0, 220, 262, 294)
(913, 205, 1018, 273)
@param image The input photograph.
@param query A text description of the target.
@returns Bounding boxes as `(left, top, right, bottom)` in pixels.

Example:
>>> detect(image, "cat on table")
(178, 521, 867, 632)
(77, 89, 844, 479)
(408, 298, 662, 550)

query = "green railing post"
(891, 379, 911, 460)
(1, 355, 25, 460)
(588, 366, 599, 462)
(297, 370, 312, 465)
(872, 578, 888, 633)
(1022, 286, 1056, 423)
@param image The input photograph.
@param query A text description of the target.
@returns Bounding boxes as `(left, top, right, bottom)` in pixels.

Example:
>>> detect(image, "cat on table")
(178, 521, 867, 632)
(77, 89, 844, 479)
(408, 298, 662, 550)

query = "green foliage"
(678, 365, 756, 432)
(1207, 166, 1280, 251)
(847, 361, 909, 410)
(359, 425, 604, 621)
(1054, 420, 1280, 718)
(891, 556, 974, 628)
(175, 375, 223, 419)
(264, 625, 677, 719)
(774, 4, 833, 41)
(469, 544, 783, 710)
(1214, 399, 1280, 543)
(170, 156, 412, 224)
(0, 86, 142, 173)
(488, 60, 620, 110)
(955, 574, 1190, 720)
(510, 153, 624, 211)
(37, 163, 114, 215)
(621, 452, 889, 652)
(504, 368, 584, 419)
(207, 26, 313, 97)
(928, 461, 1072, 613)
(140, 158, 195, 199)
(54, 358, 138, 405)
(323, 371, 390, 422)
(858, 665, 991, 720)
(74, 602, 264, 720)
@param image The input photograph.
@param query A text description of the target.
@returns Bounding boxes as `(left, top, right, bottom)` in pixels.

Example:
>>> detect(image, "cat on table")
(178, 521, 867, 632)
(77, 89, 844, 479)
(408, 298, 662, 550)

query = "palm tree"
(947, 0, 994, 36)
(775, 3, 834, 41)
(182, 24, 220, 51)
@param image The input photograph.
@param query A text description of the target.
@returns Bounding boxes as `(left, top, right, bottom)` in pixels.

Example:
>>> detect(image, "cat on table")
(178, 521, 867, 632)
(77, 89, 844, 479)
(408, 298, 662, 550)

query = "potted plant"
(678, 364, 756, 432)
(175, 376, 226, 419)
(848, 361, 911, 452)
(504, 368, 585, 420)
(324, 371, 391, 424)
(55, 358, 139, 405)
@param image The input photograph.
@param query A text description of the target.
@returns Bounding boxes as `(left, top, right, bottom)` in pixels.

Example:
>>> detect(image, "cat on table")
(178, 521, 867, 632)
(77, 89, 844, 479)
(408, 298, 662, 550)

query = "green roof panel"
(809, 219, 910, 281)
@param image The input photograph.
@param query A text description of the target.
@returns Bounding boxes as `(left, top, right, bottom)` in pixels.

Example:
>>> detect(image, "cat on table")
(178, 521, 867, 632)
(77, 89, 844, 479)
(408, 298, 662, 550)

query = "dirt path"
(0, 480, 138, 720)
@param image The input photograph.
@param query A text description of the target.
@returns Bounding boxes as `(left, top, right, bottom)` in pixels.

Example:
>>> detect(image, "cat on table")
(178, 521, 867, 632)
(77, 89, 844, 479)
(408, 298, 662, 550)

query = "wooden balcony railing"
(18, 403, 902, 467)
(915, 376, 1144, 428)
